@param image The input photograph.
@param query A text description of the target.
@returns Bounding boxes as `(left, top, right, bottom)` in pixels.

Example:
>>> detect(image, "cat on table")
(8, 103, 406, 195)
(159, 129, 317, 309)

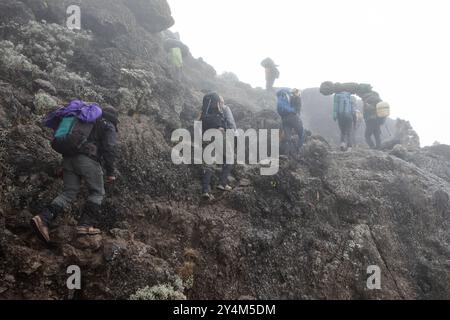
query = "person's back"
(200, 93, 226, 132)
(363, 101, 378, 121)
(334, 92, 355, 151)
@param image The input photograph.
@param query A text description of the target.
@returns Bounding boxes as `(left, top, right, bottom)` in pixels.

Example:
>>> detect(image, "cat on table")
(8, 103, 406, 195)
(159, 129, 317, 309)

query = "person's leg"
(219, 164, 233, 187)
(287, 114, 304, 149)
(338, 118, 346, 144)
(31, 157, 80, 242)
(280, 117, 289, 155)
(73, 155, 105, 227)
(202, 164, 213, 194)
(284, 118, 295, 155)
(374, 122, 382, 149)
(348, 120, 355, 148)
(266, 77, 275, 91)
(365, 121, 375, 149)
(344, 117, 353, 148)
(297, 118, 305, 148)
(46, 157, 80, 223)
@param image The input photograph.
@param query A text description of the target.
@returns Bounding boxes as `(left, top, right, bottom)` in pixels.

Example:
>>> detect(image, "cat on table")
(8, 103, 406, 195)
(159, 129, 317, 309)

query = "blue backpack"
(334, 92, 353, 118)
(277, 89, 295, 116)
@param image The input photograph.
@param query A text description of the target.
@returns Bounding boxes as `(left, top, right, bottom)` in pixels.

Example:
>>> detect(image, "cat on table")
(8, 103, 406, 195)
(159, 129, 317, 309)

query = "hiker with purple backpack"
(31, 101, 119, 243)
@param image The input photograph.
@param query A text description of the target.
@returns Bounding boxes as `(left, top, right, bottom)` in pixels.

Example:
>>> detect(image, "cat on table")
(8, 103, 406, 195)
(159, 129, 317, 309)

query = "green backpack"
(51, 117, 95, 156)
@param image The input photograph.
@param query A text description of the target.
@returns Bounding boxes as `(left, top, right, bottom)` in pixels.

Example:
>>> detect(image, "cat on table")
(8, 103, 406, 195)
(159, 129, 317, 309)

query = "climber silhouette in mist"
(164, 37, 185, 82)
(31, 103, 119, 243)
(277, 88, 305, 156)
(261, 58, 280, 91)
(320, 82, 390, 151)
(333, 92, 357, 151)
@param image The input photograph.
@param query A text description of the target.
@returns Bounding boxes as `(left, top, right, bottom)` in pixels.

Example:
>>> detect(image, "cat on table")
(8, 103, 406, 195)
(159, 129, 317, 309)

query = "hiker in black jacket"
(31, 106, 119, 243)
(200, 93, 233, 201)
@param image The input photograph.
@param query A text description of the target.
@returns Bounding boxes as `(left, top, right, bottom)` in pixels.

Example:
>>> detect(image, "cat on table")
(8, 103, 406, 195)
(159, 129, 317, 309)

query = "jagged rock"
(33, 79, 57, 95)
(52, 225, 76, 244)
(0, 0, 35, 24)
(389, 144, 410, 161)
(125, 0, 175, 33)
(20, 0, 174, 38)
(103, 240, 127, 262)
(33, 90, 58, 115)
(74, 234, 103, 251)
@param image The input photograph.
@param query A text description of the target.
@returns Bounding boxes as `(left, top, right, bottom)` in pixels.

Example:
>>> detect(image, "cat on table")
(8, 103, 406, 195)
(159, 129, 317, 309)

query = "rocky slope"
(0, 0, 449, 300)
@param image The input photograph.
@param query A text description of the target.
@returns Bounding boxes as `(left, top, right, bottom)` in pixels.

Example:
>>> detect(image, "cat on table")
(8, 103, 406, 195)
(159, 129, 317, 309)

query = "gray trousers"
(52, 154, 105, 208)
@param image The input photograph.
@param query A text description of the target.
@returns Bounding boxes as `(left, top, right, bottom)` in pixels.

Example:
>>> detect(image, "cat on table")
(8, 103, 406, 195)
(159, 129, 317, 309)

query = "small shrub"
(129, 283, 187, 300)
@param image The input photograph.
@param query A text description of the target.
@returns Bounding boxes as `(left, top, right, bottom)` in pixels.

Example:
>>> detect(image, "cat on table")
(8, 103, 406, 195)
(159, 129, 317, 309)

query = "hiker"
(31, 102, 119, 243)
(200, 93, 233, 200)
(333, 91, 356, 151)
(261, 58, 280, 91)
(164, 38, 185, 81)
(363, 98, 383, 149)
(277, 88, 304, 155)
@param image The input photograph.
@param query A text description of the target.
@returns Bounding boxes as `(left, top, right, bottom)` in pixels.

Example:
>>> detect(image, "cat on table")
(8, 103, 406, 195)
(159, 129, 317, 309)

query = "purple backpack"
(44, 100, 103, 156)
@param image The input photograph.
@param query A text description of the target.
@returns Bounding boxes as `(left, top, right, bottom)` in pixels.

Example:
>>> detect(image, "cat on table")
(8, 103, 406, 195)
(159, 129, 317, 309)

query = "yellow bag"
(376, 101, 390, 118)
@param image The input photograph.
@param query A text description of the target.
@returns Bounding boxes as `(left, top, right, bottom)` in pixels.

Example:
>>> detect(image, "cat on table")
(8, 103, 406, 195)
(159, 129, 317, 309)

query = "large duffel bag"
(320, 81, 335, 95)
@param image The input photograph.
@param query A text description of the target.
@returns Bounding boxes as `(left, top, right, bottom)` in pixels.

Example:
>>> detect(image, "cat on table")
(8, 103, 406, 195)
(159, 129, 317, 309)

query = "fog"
(169, 0, 450, 146)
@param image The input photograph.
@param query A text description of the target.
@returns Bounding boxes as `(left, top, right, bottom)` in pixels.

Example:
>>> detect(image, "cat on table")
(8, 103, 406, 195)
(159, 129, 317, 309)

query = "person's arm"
(100, 121, 118, 179)
(224, 105, 237, 131)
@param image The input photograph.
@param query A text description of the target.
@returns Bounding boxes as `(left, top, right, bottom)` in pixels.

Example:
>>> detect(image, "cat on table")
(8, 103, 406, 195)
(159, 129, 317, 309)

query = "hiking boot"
(217, 185, 232, 192)
(201, 193, 215, 201)
(76, 226, 101, 235)
(78, 202, 101, 227)
(30, 215, 50, 243)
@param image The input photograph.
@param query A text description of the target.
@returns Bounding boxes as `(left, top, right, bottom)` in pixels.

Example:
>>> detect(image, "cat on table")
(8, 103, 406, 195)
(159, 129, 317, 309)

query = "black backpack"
(201, 93, 226, 131)
(202, 113, 226, 131)
(51, 116, 96, 156)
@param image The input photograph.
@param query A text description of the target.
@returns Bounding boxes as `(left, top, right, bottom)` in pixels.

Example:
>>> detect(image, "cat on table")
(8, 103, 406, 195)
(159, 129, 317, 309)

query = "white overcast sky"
(169, 0, 450, 146)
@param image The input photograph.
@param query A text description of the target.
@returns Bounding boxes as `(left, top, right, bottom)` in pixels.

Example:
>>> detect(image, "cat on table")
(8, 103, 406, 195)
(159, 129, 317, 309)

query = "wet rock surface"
(1, 0, 450, 300)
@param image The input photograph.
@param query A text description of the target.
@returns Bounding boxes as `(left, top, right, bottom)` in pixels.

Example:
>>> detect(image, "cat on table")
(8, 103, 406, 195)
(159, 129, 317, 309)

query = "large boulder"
(125, 0, 174, 33)
(0, 0, 35, 24)
(20, 0, 174, 38)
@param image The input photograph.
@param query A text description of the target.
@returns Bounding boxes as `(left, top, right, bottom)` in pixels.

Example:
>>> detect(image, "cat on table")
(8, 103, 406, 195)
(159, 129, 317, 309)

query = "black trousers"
(202, 164, 233, 193)
(365, 119, 382, 149)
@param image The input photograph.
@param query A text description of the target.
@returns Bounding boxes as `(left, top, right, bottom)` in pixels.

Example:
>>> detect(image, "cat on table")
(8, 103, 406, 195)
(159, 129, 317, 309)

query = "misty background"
(169, 0, 450, 146)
